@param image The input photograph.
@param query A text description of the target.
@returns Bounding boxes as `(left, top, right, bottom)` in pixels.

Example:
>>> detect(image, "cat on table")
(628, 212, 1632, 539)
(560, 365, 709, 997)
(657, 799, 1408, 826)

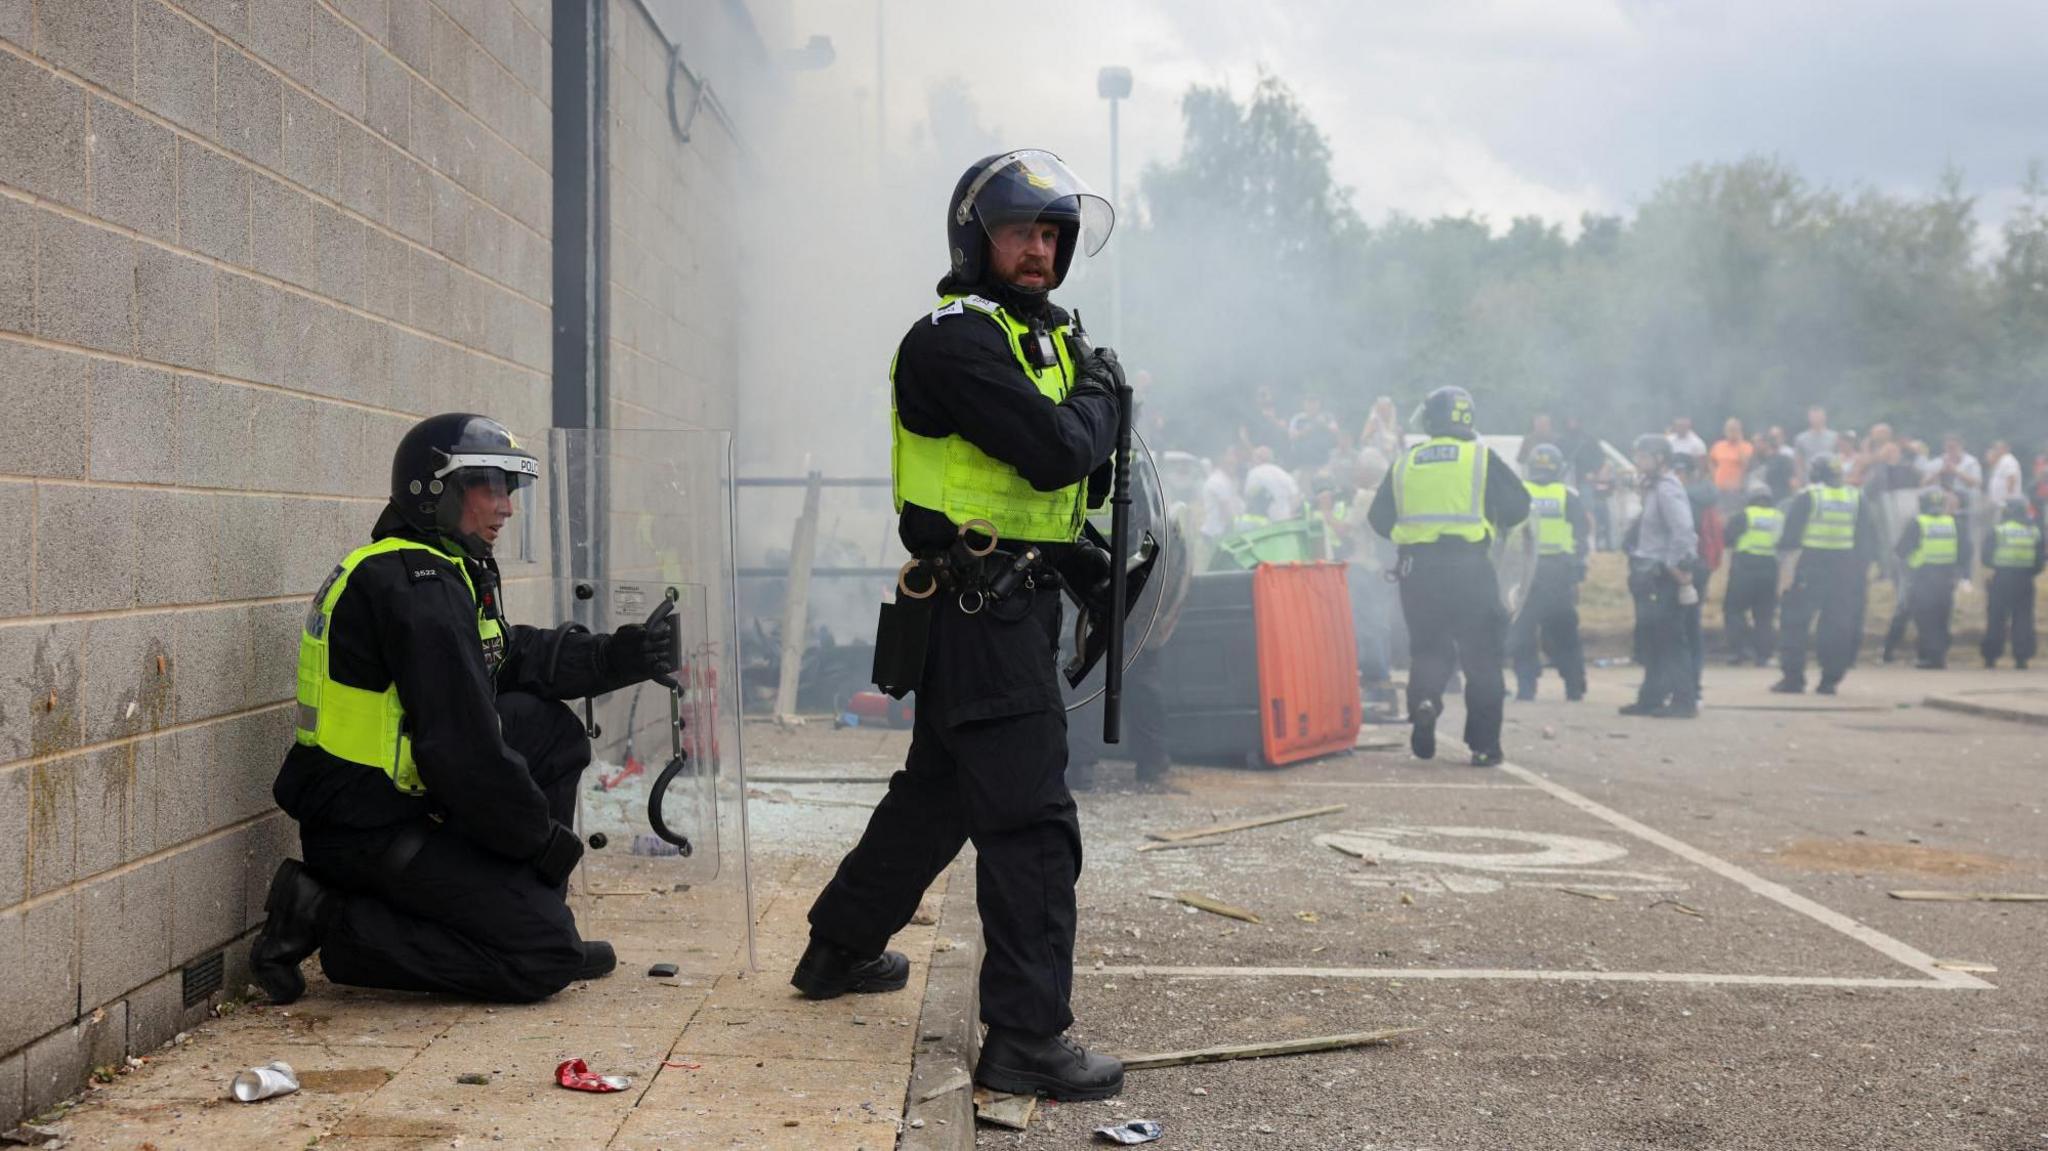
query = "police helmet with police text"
(1918, 487, 1950, 515)
(1807, 455, 1841, 486)
(1418, 387, 1477, 439)
(1525, 442, 1564, 484)
(390, 413, 539, 557)
(946, 150, 1114, 293)
(2004, 497, 2032, 522)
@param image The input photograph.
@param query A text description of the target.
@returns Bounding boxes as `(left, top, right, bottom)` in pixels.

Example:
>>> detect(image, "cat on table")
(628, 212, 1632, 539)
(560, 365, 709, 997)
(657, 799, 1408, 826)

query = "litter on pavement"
(1094, 1119, 1166, 1144)
(230, 1060, 299, 1103)
(555, 1058, 632, 1093)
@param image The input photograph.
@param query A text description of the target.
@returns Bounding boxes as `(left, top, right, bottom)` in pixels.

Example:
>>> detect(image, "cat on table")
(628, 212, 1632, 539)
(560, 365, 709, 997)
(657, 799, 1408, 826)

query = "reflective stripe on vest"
(1391, 437, 1491, 545)
(1992, 520, 2041, 569)
(1801, 485, 1859, 550)
(1736, 507, 1783, 556)
(890, 294, 1087, 544)
(1908, 514, 1958, 569)
(293, 537, 502, 794)
(1524, 481, 1574, 556)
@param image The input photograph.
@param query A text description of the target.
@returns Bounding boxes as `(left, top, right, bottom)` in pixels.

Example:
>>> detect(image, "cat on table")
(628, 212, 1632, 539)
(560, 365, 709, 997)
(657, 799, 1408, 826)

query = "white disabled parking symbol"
(1315, 826, 1689, 894)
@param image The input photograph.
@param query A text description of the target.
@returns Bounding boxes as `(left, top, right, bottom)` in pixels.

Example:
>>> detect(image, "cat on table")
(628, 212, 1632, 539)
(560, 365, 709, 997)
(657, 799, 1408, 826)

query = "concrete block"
(0, 341, 89, 479)
(34, 212, 136, 355)
(310, 200, 365, 306)
(0, 622, 82, 764)
(305, 396, 363, 494)
(209, 707, 286, 826)
(169, 830, 248, 964)
(248, 599, 302, 702)
(235, 383, 309, 487)
(389, 150, 432, 243)
(250, 172, 313, 289)
(0, 765, 25, 908)
(71, 746, 138, 882)
(177, 139, 250, 264)
(328, 0, 387, 43)
(87, 361, 178, 485)
(36, 0, 134, 97)
(428, 169, 470, 263)
(362, 225, 407, 319)
(0, 1047, 21, 1132)
(237, 0, 307, 75)
(292, 300, 360, 405)
(425, 3, 474, 107)
(386, 0, 429, 74)
(213, 493, 284, 600)
(281, 86, 340, 201)
(155, 727, 211, 846)
(0, 483, 26, 621)
(504, 217, 551, 306)
(81, 613, 174, 747)
(0, 49, 87, 210)
(364, 41, 407, 146)
(239, 812, 297, 931)
(171, 373, 253, 490)
(0, 195, 30, 335)
(180, 0, 247, 39)
(22, 1003, 123, 1115)
(0, 894, 79, 1054)
(171, 604, 255, 725)
(34, 483, 141, 616)
(136, 489, 221, 607)
(27, 756, 78, 896)
(0, 0, 25, 44)
(135, 246, 216, 372)
(406, 243, 450, 335)
(216, 45, 282, 169)
(123, 971, 187, 1055)
(136, 0, 215, 137)
(335, 119, 392, 223)
(87, 95, 178, 242)
(308, 2, 365, 117)
(215, 271, 291, 386)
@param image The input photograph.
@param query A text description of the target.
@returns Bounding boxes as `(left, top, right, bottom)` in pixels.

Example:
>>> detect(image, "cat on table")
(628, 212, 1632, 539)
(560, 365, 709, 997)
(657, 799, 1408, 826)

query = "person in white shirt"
(1200, 446, 1246, 540)
(1987, 440, 2023, 505)
(1666, 416, 1707, 461)
(1242, 445, 1302, 522)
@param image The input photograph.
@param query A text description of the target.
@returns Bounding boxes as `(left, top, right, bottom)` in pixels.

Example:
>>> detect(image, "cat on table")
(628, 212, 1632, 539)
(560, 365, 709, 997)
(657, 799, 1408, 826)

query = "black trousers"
(1723, 555, 1779, 662)
(809, 589, 1081, 1037)
(1399, 548, 1508, 754)
(1983, 569, 2038, 665)
(1904, 568, 1957, 665)
(1630, 570, 1695, 708)
(1779, 551, 1865, 686)
(1510, 559, 1585, 698)
(302, 692, 594, 1002)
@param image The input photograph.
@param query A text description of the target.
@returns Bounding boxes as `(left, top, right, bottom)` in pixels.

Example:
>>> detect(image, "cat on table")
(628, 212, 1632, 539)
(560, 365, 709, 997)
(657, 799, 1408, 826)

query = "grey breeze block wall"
(0, 0, 560, 1127)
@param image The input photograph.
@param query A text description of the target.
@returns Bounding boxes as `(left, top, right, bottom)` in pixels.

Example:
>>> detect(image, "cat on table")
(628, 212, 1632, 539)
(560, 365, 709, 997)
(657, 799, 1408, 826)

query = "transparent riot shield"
(503, 427, 754, 969)
(1496, 520, 1540, 622)
(1061, 433, 1190, 714)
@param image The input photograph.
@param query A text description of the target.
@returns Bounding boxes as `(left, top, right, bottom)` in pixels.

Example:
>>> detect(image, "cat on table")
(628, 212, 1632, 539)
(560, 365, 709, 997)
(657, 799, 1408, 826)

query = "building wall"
(0, 0, 556, 1125)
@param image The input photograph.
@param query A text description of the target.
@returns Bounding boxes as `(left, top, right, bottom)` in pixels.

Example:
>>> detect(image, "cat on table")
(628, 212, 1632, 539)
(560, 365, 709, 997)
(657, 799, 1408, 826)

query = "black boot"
(1409, 699, 1438, 761)
(1768, 676, 1805, 694)
(578, 940, 617, 980)
(976, 1027, 1125, 1101)
(249, 859, 331, 1005)
(790, 937, 910, 1000)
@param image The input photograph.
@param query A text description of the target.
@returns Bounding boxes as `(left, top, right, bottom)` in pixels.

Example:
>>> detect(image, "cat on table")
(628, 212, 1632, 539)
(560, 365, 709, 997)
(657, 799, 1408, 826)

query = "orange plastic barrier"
(1253, 563, 1361, 766)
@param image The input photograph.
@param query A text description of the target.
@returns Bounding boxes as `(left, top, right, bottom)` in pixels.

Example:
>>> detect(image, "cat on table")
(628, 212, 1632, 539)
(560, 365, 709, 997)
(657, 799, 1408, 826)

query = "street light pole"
(1097, 67, 1132, 345)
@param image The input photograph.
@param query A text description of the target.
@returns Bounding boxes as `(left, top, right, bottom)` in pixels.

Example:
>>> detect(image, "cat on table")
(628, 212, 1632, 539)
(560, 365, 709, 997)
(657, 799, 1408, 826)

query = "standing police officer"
(1887, 488, 1963, 668)
(1772, 456, 1880, 694)
(794, 151, 1125, 1101)
(1510, 443, 1590, 702)
(1367, 387, 1530, 766)
(1720, 482, 1783, 665)
(1982, 498, 2044, 668)
(251, 415, 680, 1004)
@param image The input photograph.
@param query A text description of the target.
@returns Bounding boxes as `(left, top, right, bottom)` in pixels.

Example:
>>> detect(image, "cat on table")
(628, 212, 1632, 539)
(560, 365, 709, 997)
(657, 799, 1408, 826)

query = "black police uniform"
(1776, 490, 1880, 691)
(1720, 504, 1782, 665)
(1365, 449, 1531, 759)
(1510, 488, 1591, 701)
(804, 279, 1116, 1040)
(269, 506, 654, 1002)
(1887, 513, 1967, 668)
(1982, 521, 2045, 668)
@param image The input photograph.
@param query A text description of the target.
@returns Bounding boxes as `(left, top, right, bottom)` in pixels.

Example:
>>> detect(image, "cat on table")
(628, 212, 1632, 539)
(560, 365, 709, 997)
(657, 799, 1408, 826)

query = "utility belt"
(873, 519, 1062, 699)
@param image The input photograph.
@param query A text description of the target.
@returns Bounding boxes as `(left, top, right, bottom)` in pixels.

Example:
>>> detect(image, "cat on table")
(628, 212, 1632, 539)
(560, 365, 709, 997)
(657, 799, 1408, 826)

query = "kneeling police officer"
(251, 415, 680, 1004)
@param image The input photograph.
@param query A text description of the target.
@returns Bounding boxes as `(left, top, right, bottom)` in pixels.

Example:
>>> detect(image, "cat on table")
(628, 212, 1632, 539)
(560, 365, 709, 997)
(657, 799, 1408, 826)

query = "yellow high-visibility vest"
(1391, 437, 1491, 545)
(1736, 507, 1783, 556)
(1801, 485, 1859, 550)
(1991, 520, 2041, 569)
(1524, 481, 1574, 556)
(1907, 513, 1958, 569)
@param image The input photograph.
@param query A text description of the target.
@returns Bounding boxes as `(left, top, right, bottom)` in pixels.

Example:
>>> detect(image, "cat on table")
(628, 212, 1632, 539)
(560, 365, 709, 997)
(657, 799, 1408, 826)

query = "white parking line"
(1080, 966, 1967, 991)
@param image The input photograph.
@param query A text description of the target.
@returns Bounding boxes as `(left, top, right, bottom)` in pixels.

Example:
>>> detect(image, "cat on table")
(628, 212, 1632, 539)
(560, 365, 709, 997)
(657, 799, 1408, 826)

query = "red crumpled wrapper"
(555, 1058, 632, 1093)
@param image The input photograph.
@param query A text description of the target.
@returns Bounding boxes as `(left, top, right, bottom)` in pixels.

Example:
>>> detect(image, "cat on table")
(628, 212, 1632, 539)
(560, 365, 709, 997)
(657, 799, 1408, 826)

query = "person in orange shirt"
(1708, 418, 1754, 500)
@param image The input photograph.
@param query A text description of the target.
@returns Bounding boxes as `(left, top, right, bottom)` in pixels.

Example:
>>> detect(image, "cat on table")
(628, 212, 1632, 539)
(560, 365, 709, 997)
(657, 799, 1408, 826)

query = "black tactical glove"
(605, 598, 681, 682)
(1061, 544, 1114, 617)
(1075, 345, 1125, 396)
(532, 821, 584, 886)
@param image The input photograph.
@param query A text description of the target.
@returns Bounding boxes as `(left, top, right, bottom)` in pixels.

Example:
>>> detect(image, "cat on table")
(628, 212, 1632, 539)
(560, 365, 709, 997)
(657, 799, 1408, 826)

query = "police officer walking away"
(1886, 488, 1964, 668)
(1721, 482, 1783, 665)
(1367, 387, 1530, 765)
(1982, 498, 2044, 668)
(1621, 435, 1699, 718)
(250, 415, 682, 1004)
(1510, 443, 1590, 702)
(794, 151, 1126, 1101)
(1772, 455, 1880, 694)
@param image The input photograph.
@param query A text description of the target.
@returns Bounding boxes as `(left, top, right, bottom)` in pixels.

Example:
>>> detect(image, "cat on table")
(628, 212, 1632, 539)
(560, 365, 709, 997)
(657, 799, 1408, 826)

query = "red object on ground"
(555, 1058, 631, 1093)
(598, 753, 645, 792)
(845, 690, 915, 727)
(1252, 563, 1361, 766)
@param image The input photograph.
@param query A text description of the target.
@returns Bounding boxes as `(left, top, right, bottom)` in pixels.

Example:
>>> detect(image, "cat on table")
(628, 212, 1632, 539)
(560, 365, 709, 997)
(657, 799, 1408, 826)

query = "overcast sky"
(779, 0, 2048, 238)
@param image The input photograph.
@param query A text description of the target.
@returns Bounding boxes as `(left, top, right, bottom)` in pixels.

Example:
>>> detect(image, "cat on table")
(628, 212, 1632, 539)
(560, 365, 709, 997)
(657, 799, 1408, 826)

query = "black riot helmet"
(389, 413, 539, 557)
(1918, 486, 1950, 515)
(1807, 455, 1841, 486)
(946, 150, 1114, 293)
(2003, 497, 2032, 522)
(1416, 386, 1478, 440)
(1525, 442, 1565, 484)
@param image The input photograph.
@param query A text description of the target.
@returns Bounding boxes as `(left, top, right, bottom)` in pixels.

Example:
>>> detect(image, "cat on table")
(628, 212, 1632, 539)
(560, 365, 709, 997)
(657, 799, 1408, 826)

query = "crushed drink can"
(231, 1060, 300, 1102)
(1094, 1120, 1164, 1145)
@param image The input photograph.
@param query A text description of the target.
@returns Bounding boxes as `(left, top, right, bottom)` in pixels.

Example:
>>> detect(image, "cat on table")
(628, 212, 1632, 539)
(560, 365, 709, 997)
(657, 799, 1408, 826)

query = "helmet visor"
(958, 150, 1115, 260)
(437, 451, 539, 493)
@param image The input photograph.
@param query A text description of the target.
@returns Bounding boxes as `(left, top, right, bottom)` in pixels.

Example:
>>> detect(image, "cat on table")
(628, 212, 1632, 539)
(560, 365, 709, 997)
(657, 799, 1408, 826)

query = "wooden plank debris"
(915, 1072, 972, 1104)
(1175, 892, 1262, 924)
(1558, 887, 1619, 902)
(1889, 890, 2048, 903)
(1147, 804, 1348, 844)
(972, 1088, 1037, 1130)
(1121, 1027, 1421, 1071)
(1136, 838, 1229, 853)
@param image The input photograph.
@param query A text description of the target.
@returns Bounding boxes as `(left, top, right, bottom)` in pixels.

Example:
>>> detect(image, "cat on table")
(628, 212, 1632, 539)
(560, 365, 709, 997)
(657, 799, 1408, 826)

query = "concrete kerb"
(1922, 694, 2048, 727)
(900, 854, 981, 1151)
